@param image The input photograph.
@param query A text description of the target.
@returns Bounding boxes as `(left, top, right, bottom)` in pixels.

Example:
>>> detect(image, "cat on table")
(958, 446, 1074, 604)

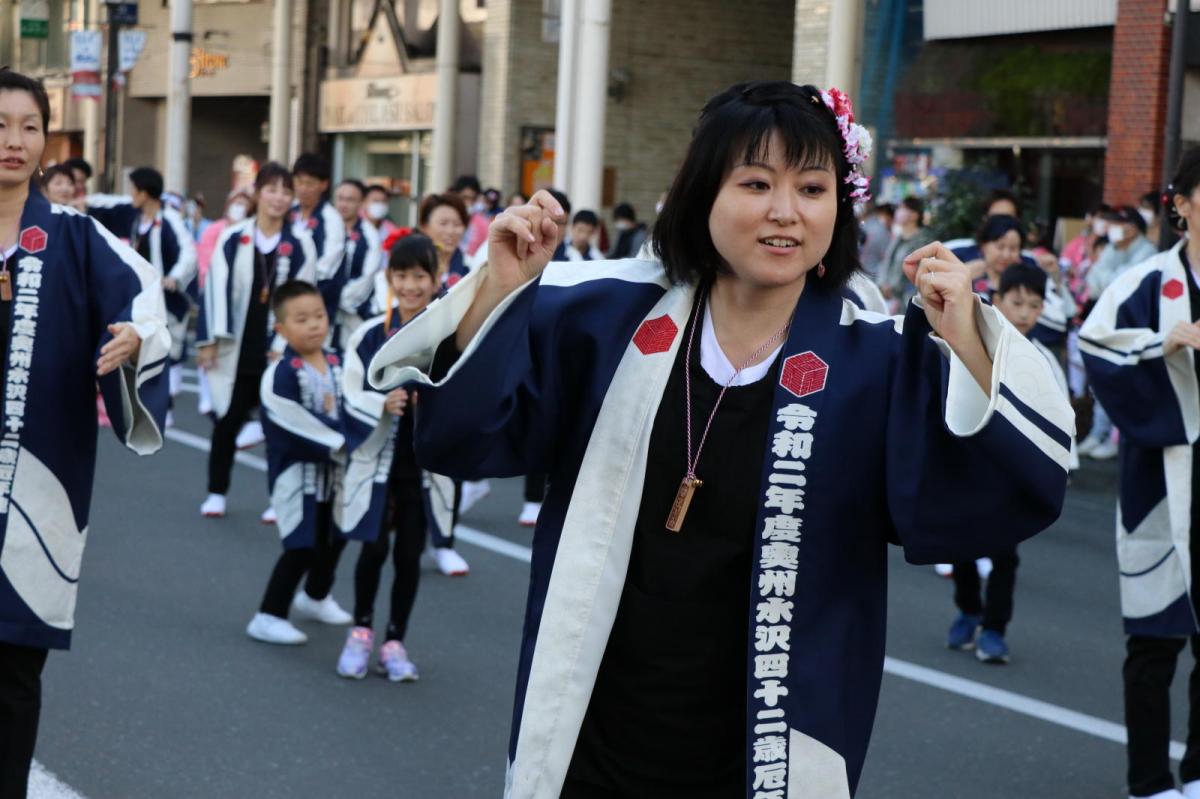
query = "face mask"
(1107, 226, 1126, 244)
(654, 201, 665, 215)
(890, 223, 905, 237)
(366, 202, 389, 221)
(226, 203, 247, 223)
(470, 201, 486, 215)
(1091, 220, 1107, 236)
(1138, 208, 1154, 226)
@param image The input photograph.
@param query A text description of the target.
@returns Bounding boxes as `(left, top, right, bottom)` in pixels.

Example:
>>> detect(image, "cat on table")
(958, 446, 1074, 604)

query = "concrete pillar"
(430, 0, 459, 193)
(268, 0, 292, 163)
(552, 0, 578, 194)
(82, 0, 102, 190)
(571, 0, 610, 213)
(164, 0, 193, 193)
(823, 0, 860, 92)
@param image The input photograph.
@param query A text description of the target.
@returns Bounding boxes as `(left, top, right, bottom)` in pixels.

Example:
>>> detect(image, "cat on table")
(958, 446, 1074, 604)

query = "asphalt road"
(28, 392, 1183, 799)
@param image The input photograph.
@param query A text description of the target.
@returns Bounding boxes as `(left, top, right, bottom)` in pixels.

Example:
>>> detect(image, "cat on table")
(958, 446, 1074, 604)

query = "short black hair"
(975, 214, 1024, 245)
(0, 68, 50, 135)
(873, 202, 895, 217)
(62, 157, 92, 179)
(364, 184, 390, 199)
(985, 188, 1021, 216)
(42, 163, 73, 186)
(900, 195, 924, 223)
(272, 280, 323, 319)
(337, 178, 366, 197)
(548, 189, 571, 217)
(129, 166, 164, 200)
(418, 193, 468, 227)
(388, 233, 438, 279)
(998, 262, 1047, 299)
(291, 153, 330, 182)
(653, 81, 861, 289)
(613, 202, 637, 222)
(1140, 190, 1161, 211)
(255, 161, 294, 193)
(451, 175, 481, 194)
(1168, 146, 1200, 231)
(572, 209, 599, 227)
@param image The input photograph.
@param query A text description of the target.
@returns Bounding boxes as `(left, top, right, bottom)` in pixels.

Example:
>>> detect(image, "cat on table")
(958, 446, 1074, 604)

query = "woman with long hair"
(371, 81, 1071, 798)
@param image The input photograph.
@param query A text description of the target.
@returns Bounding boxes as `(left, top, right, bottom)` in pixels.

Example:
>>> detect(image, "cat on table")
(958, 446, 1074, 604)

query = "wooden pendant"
(0, 272, 12, 302)
(665, 475, 703, 532)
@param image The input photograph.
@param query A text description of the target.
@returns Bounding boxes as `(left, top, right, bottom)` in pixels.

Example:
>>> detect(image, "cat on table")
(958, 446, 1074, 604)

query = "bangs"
(723, 102, 842, 178)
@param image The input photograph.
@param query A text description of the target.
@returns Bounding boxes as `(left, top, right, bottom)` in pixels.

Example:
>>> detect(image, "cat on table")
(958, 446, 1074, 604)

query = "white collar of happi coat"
(699, 297, 783, 386)
(255, 227, 282, 254)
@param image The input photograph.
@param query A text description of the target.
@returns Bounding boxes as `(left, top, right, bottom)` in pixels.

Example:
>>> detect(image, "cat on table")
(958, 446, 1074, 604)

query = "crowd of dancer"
(0, 63, 1197, 799)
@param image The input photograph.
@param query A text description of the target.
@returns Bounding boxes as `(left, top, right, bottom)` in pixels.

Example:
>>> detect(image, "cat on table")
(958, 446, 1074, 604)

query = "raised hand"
(1165, 320, 1200, 356)
(97, 323, 142, 376)
(485, 190, 566, 294)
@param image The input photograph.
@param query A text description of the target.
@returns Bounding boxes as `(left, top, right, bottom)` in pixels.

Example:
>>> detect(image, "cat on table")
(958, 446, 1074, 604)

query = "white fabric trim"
(787, 728, 851, 799)
(539, 257, 669, 290)
(259, 360, 346, 454)
(255, 228, 281, 254)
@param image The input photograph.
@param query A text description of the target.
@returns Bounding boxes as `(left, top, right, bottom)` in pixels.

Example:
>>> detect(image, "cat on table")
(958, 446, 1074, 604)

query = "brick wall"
(478, 0, 795, 224)
(1103, 0, 1171, 205)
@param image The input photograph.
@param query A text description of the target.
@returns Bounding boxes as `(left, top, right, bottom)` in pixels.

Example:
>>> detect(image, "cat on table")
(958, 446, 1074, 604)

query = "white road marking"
(29, 760, 88, 799)
(160, 425, 1188, 762)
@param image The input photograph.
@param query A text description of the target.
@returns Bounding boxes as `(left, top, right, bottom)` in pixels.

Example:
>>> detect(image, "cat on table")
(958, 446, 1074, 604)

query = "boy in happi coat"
(945, 263, 1077, 664)
(86, 166, 197, 404)
(291, 153, 346, 310)
(368, 83, 1072, 798)
(246, 280, 351, 644)
(336, 234, 455, 681)
(1081, 147, 1200, 799)
(327, 178, 383, 351)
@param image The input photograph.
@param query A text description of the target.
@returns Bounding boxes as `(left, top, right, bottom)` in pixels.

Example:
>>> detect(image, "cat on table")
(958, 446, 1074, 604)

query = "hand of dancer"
(97, 323, 142, 375)
(904, 241, 993, 393)
(456, 191, 566, 349)
(1165, 320, 1200, 356)
(384, 387, 409, 416)
(197, 344, 217, 370)
(162, 277, 178, 293)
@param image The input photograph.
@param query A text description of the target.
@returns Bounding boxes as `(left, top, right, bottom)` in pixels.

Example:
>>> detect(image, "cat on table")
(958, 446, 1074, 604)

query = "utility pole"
(552, 0, 578, 195)
(102, 0, 122, 192)
(164, 0, 193, 194)
(1160, 2, 1190, 250)
(430, 0, 459, 193)
(267, 0, 292, 163)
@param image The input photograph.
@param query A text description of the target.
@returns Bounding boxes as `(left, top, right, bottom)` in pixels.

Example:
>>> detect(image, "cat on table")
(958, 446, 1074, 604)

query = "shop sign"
(191, 48, 230, 79)
(319, 75, 436, 133)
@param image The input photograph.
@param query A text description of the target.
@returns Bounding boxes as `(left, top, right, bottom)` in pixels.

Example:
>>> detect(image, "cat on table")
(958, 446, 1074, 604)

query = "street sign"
(69, 30, 103, 98)
(106, 1, 137, 26)
(19, 0, 48, 39)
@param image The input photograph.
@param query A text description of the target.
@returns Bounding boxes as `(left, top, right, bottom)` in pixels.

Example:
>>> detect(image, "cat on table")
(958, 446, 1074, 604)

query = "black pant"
(0, 642, 48, 799)
(259, 502, 347, 618)
(525, 473, 547, 504)
(208, 371, 263, 495)
(951, 548, 1019, 634)
(1125, 635, 1200, 796)
(354, 478, 426, 642)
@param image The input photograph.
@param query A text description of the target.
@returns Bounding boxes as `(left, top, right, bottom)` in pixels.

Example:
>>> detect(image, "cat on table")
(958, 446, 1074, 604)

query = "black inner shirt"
(563, 298, 777, 798)
(238, 248, 279, 376)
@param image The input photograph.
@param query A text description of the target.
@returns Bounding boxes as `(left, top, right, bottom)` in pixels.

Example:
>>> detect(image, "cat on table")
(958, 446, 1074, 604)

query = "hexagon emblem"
(1163, 278, 1185, 300)
(780, 351, 829, 398)
(632, 315, 678, 355)
(19, 226, 46, 254)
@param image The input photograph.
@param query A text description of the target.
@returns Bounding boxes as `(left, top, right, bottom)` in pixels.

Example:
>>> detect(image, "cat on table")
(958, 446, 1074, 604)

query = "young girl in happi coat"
(369, 82, 1073, 798)
(1081, 146, 1200, 799)
(336, 234, 454, 682)
(246, 280, 351, 644)
(0, 69, 170, 798)
(196, 163, 318, 519)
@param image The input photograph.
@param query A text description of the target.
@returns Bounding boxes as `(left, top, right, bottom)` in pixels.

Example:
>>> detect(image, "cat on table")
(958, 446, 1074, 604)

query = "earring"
(817, 262, 826, 278)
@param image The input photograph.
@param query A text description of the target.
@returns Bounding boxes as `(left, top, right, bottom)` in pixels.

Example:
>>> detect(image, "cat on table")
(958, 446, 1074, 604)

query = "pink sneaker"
(336, 626, 373, 679)
(377, 640, 418, 682)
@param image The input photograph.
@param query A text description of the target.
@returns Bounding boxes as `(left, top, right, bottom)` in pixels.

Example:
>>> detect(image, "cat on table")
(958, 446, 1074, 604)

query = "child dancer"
(336, 234, 453, 680)
(946, 263, 1076, 663)
(247, 280, 352, 644)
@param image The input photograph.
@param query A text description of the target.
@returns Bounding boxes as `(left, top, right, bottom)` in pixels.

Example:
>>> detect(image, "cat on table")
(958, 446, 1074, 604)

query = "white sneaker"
(518, 501, 542, 527)
(1076, 435, 1101, 456)
(200, 493, 226, 518)
(246, 612, 307, 645)
(236, 420, 265, 450)
(260, 506, 277, 525)
(934, 563, 953, 577)
(1132, 790, 1185, 799)
(291, 592, 353, 625)
(1183, 781, 1200, 799)
(1089, 439, 1119, 460)
(459, 480, 491, 513)
(434, 547, 470, 577)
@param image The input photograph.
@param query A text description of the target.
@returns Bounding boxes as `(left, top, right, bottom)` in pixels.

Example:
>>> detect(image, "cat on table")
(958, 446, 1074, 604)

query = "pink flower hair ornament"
(818, 87, 873, 204)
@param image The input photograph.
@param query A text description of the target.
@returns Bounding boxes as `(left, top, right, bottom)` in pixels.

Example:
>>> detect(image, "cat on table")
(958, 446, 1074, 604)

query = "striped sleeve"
(162, 208, 198, 285)
(260, 361, 346, 461)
